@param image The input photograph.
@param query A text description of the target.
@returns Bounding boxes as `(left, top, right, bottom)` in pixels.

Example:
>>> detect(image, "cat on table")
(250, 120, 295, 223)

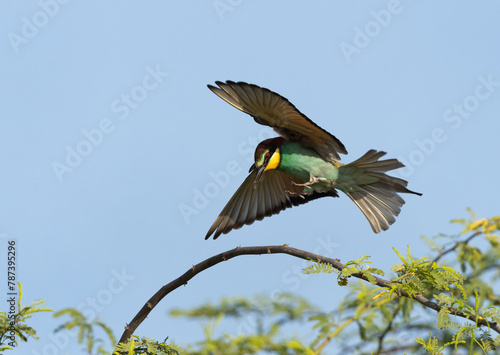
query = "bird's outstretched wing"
(208, 81, 348, 162)
(205, 170, 338, 239)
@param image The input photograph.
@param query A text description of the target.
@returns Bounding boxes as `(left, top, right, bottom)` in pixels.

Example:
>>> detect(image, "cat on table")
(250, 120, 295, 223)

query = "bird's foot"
(285, 189, 307, 199)
(291, 173, 326, 188)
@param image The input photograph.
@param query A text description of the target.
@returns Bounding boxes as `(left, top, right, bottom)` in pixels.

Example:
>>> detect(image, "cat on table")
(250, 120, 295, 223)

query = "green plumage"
(279, 142, 378, 195)
(277, 144, 421, 232)
(205, 81, 421, 239)
(279, 142, 339, 183)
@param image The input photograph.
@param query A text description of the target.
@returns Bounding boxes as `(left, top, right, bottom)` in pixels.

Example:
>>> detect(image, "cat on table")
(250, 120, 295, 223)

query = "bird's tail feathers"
(339, 150, 421, 233)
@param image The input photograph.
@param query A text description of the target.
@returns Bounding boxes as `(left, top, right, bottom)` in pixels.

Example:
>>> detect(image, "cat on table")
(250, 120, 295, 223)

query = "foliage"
(302, 209, 500, 354)
(53, 308, 182, 355)
(4, 210, 500, 354)
(303, 254, 384, 286)
(169, 293, 318, 354)
(114, 336, 182, 355)
(166, 210, 500, 354)
(0, 283, 52, 351)
(53, 308, 117, 354)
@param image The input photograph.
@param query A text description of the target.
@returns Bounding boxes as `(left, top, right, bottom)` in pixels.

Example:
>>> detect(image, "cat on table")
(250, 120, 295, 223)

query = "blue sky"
(1, 1, 500, 354)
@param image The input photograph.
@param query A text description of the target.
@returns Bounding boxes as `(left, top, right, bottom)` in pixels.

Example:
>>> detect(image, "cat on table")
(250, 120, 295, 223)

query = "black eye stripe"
(267, 146, 277, 159)
(263, 146, 277, 166)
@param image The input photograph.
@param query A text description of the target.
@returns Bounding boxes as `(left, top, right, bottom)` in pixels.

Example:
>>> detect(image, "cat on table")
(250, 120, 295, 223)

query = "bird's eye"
(265, 152, 270, 161)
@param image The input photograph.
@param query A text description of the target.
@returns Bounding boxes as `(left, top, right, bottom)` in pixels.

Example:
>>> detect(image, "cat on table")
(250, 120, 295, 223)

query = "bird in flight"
(205, 81, 421, 240)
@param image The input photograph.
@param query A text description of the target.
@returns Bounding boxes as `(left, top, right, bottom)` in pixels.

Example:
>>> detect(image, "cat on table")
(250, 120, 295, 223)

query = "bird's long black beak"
(254, 164, 266, 184)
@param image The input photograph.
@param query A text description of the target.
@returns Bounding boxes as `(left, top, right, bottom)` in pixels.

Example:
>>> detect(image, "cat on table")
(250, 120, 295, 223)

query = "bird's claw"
(291, 173, 325, 188)
(285, 190, 306, 199)
(291, 182, 312, 190)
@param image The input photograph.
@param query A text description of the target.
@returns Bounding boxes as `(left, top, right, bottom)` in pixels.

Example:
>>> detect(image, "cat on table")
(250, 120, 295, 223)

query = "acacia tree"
(112, 209, 500, 354)
(3, 210, 500, 354)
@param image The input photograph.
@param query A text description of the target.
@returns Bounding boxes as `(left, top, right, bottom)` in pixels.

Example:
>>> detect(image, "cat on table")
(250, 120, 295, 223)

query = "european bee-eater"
(205, 81, 421, 240)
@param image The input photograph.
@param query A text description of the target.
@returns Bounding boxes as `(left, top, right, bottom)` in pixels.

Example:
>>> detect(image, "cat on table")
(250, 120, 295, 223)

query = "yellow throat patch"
(264, 149, 280, 171)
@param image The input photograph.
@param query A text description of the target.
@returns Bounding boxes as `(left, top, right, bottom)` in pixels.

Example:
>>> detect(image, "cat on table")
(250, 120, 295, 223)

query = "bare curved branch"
(116, 244, 500, 351)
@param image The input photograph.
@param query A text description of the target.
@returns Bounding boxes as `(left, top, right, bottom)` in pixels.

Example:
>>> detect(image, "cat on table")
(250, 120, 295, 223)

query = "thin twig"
(433, 232, 482, 263)
(375, 305, 400, 355)
(314, 316, 356, 354)
(314, 297, 392, 355)
(115, 244, 500, 352)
